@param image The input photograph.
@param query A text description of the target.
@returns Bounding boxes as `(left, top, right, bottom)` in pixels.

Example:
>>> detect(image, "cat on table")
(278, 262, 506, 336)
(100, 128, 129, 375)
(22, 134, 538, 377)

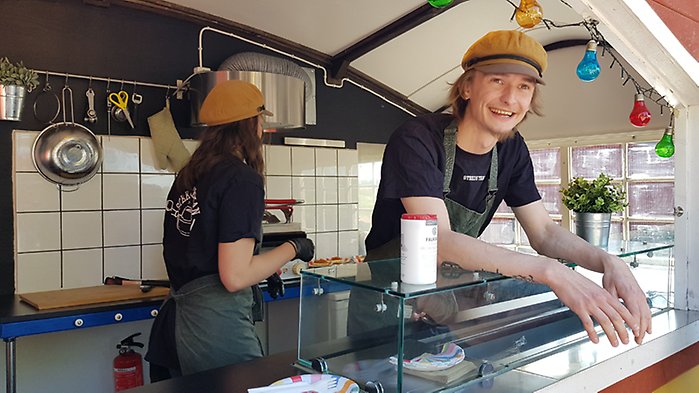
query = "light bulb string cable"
(537, 17, 673, 117)
(503, 0, 673, 117)
(503, 0, 573, 20)
(580, 19, 673, 116)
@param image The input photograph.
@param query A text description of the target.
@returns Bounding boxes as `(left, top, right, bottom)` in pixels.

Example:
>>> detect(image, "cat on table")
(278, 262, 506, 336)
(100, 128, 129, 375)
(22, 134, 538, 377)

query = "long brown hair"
(175, 115, 264, 191)
(448, 69, 543, 123)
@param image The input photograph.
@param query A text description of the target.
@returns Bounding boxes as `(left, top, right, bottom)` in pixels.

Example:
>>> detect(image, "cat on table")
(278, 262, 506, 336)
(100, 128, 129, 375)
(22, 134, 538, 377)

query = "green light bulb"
(655, 128, 675, 158)
(427, 0, 453, 7)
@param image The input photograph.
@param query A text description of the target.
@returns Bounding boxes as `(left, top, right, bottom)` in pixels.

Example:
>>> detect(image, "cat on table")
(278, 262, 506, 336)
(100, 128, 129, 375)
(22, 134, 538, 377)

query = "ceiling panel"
(351, 0, 590, 111)
(408, 68, 463, 111)
(167, 0, 425, 55)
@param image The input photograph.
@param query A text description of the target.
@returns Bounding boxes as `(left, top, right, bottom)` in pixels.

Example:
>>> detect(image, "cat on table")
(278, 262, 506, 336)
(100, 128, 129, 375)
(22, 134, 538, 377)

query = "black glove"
(265, 272, 285, 299)
(287, 238, 315, 262)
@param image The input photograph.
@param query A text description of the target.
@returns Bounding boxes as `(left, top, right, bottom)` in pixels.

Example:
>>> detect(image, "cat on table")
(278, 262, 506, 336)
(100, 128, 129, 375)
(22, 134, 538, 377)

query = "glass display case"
(296, 241, 673, 393)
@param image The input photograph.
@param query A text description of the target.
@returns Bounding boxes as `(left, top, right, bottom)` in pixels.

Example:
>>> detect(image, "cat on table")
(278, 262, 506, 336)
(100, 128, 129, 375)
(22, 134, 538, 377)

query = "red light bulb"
(629, 93, 652, 127)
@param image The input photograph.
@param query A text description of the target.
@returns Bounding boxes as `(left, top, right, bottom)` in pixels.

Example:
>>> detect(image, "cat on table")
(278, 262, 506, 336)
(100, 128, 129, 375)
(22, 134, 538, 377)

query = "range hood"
(189, 70, 306, 130)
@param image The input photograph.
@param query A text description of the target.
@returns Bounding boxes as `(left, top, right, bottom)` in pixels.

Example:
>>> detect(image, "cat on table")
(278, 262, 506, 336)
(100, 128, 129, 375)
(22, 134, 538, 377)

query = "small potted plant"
(0, 57, 40, 121)
(560, 173, 627, 248)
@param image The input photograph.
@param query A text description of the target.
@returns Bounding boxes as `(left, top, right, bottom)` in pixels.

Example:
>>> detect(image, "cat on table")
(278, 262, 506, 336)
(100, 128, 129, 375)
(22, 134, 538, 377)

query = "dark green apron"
(362, 121, 499, 260)
(347, 122, 499, 336)
(442, 122, 499, 238)
(173, 274, 263, 375)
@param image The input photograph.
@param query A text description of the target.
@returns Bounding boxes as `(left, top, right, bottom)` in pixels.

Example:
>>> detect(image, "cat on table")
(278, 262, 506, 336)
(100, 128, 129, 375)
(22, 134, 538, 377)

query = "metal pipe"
(5, 338, 16, 393)
(196, 26, 417, 116)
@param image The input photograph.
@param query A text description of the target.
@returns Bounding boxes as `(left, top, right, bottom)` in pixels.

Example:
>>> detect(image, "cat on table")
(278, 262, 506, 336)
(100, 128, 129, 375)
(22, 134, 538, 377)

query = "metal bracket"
(674, 206, 684, 217)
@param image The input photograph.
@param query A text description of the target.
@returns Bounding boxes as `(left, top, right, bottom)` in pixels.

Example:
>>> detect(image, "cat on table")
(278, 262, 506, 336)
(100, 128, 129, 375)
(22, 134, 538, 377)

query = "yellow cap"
(461, 30, 547, 84)
(199, 80, 274, 126)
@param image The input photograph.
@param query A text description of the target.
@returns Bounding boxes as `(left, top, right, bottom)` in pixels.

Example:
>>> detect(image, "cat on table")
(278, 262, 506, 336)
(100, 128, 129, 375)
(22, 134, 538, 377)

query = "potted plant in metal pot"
(0, 57, 39, 121)
(560, 173, 627, 248)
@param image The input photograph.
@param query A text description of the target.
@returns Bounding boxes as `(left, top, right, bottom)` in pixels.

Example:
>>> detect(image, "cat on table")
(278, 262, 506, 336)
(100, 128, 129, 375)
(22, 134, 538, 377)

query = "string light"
(532, 17, 674, 118)
(504, 1, 678, 153)
(427, 0, 453, 8)
(629, 93, 652, 127)
(655, 114, 675, 158)
(515, 0, 544, 28)
(576, 40, 601, 82)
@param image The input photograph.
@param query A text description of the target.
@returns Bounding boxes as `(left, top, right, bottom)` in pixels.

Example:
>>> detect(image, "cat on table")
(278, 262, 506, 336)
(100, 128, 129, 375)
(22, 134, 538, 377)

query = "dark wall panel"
(0, 0, 411, 294)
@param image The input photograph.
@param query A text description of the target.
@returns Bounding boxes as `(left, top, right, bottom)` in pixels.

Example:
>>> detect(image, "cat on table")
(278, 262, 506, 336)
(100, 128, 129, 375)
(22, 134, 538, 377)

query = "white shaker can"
(400, 213, 438, 285)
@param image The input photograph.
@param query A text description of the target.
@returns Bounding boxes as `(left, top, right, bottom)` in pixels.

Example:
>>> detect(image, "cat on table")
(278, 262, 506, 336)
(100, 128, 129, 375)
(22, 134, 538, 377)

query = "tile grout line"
(139, 138, 144, 280)
(100, 137, 106, 286)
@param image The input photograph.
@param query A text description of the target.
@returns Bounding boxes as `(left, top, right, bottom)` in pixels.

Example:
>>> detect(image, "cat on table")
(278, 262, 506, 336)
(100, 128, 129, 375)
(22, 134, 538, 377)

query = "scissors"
(108, 90, 135, 129)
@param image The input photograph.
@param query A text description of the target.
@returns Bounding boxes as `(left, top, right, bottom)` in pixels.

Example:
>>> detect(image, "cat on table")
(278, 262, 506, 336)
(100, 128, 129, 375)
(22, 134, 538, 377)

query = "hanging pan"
(32, 83, 102, 191)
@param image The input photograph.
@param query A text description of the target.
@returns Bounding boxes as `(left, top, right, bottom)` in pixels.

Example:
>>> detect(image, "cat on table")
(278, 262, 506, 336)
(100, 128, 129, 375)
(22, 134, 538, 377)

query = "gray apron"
(442, 123, 499, 238)
(173, 274, 263, 375)
(347, 122, 499, 336)
(364, 121, 499, 260)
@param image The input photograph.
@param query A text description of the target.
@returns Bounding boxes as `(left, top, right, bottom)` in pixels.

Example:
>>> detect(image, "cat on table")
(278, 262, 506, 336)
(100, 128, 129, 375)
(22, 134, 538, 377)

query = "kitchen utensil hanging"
(32, 72, 60, 124)
(32, 80, 103, 191)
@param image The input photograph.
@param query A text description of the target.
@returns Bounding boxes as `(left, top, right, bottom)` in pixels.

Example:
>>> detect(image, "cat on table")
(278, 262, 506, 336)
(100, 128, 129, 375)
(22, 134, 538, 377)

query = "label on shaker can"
(400, 213, 438, 285)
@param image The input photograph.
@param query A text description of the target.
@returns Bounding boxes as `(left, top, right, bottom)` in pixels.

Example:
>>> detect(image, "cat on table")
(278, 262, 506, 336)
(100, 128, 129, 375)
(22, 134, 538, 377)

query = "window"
(483, 134, 675, 247)
(357, 143, 386, 255)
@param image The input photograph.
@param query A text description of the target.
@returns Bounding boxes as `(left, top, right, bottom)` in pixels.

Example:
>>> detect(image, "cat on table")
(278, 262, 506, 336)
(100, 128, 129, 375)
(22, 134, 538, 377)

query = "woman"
(146, 80, 314, 379)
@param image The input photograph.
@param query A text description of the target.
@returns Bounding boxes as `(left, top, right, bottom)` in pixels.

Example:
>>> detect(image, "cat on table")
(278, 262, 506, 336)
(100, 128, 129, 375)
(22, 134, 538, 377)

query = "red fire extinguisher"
(113, 332, 145, 391)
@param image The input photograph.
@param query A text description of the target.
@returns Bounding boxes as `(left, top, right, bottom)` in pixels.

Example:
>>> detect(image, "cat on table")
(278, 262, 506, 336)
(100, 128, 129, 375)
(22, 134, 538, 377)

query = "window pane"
(571, 144, 622, 179)
(537, 184, 562, 214)
(480, 218, 515, 244)
(628, 182, 674, 218)
(609, 221, 624, 241)
(629, 222, 674, 242)
(530, 148, 560, 181)
(628, 142, 674, 179)
(357, 162, 374, 186)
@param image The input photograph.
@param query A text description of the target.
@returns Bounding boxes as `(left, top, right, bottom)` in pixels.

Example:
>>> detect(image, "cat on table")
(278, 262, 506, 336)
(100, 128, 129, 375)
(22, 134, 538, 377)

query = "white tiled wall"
(13, 132, 360, 293)
(265, 145, 360, 261)
(13, 131, 174, 293)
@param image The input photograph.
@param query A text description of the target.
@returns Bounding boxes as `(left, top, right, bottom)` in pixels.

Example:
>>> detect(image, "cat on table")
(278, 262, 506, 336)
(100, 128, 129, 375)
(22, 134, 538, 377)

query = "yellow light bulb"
(515, 0, 543, 28)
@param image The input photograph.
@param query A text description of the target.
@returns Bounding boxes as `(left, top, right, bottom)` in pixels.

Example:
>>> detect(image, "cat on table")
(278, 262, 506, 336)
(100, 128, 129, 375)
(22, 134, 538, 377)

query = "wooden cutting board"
(20, 285, 169, 310)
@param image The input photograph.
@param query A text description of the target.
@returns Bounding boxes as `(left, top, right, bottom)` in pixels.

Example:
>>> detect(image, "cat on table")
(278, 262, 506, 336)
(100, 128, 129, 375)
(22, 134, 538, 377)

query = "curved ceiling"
(144, 0, 594, 113)
(125, 0, 697, 117)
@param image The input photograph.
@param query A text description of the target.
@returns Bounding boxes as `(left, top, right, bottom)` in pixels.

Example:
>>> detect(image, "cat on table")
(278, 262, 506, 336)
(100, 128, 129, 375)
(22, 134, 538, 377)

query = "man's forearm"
(439, 230, 561, 285)
(530, 222, 611, 273)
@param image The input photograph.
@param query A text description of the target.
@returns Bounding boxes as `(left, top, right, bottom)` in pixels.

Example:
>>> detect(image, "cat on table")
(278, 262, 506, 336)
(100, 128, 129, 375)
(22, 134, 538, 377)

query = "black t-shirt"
(365, 113, 541, 251)
(163, 157, 264, 291)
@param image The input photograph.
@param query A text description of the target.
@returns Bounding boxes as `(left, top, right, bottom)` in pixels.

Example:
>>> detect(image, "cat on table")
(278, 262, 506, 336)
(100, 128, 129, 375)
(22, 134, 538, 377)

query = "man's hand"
(545, 260, 646, 347)
(601, 255, 652, 344)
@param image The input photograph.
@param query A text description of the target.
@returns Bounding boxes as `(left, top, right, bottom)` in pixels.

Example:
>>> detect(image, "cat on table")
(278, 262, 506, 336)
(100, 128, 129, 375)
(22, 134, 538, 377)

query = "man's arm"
(402, 196, 641, 346)
(513, 200, 651, 344)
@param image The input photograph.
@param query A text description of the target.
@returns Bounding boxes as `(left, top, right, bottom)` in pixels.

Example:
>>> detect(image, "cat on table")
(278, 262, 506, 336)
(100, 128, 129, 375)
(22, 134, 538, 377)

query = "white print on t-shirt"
(462, 175, 486, 181)
(165, 187, 200, 237)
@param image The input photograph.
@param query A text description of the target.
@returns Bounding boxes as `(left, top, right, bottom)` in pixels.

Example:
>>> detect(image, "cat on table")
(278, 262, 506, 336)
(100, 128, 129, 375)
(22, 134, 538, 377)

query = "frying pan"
(32, 85, 102, 191)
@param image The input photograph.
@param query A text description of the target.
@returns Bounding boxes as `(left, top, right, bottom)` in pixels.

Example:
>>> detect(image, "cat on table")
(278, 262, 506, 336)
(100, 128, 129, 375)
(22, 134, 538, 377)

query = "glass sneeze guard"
(297, 240, 673, 393)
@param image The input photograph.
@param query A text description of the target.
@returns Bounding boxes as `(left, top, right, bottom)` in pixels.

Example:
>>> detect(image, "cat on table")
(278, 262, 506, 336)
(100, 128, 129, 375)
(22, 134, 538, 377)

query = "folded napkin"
(389, 342, 465, 371)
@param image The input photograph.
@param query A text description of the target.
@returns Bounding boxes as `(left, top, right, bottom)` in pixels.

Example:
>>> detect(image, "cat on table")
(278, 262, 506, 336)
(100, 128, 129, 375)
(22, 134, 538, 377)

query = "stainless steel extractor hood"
(189, 70, 306, 130)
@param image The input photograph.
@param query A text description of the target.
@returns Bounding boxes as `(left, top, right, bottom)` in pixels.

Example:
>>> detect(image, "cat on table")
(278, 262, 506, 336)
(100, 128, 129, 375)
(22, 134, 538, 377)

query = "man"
(363, 30, 651, 347)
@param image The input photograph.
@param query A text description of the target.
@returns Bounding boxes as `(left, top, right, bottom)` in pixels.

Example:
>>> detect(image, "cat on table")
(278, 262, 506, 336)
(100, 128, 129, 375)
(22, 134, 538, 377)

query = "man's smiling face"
(462, 70, 536, 139)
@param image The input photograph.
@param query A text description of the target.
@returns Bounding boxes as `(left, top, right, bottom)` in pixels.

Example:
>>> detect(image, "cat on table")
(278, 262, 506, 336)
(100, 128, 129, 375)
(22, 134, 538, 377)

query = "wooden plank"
(19, 286, 169, 310)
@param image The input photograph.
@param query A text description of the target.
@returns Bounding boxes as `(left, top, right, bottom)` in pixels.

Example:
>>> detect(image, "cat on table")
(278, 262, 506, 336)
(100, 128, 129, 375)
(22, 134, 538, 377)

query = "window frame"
(488, 128, 672, 246)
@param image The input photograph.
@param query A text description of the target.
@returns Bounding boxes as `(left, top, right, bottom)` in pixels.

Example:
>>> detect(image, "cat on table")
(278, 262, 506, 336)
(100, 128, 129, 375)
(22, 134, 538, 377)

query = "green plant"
(560, 173, 627, 213)
(0, 57, 39, 92)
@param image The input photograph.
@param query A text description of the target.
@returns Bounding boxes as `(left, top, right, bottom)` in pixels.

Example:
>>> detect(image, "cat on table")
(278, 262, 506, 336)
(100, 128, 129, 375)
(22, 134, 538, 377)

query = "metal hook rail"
(31, 69, 178, 91)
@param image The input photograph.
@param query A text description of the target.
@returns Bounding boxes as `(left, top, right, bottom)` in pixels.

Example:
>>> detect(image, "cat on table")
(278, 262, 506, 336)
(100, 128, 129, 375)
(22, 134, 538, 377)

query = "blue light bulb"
(576, 40, 601, 82)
